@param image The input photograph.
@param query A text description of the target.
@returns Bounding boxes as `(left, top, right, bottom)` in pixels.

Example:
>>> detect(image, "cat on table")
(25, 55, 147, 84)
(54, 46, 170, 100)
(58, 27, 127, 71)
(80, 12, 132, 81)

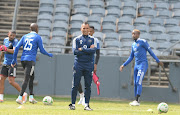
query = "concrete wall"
(4, 54, 180, 103)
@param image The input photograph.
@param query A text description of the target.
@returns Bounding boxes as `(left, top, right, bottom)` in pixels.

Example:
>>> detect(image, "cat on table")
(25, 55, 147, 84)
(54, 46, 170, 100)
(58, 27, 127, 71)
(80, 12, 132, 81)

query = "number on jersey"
(24, 39, 33, 50)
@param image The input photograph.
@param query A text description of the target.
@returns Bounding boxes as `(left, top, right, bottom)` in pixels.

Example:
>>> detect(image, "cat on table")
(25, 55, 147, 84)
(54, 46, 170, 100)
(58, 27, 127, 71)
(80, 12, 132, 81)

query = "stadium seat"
(106, 8, 121, 18)
(106, 50, 119, 56)
(104, 41, 121, 48)
(154, 3, 169, 11)
(37, 13, 53, 22)
(54, 14, 69, 23)
(121, 41, 133, 49)
(139, 9, 157, 18)
(166, 26, 180, 35)
(69, 22, 82, 33)
(153, 0, 168, 3)
(39, 0, 54, 8)
(100, 50, 107, 56)
(53, 21, 68, 32)
(149, 26, 165, 35)
(106, 0, 121, 9)
(156, 10, 172, 19)
(135, 25, 149, 33)
(72, 31, 82, 38)
(102, 15, 117, 25)
(148, 41, 157, 50)
(140, 33, 153, 41)
(170, 2, 180, 11)
(93, 32, 104, 41)
(149, 18, 164, 27)
(74, 7, 90, 16)
(37, 20, 51, 31)
(39, 6, 54, 15)
(118, 24, 134, 33)
(38, 29, 50, 38)
(172, 10, 180, 19)
(56, 0, 71, 8)
(122, 1, 137, 10)
(102, 23, 116, 33)
(42, 37, 50, 46)
(121, 9, 136, 18)
(55, 6, 70, 16)
(70, 14, 86, 24)
(156, 42, 171, 56)
(88, 22, 101, 31)
(89, 0, 104, 8)
(138, 2, 154, 12)
(73, 0, 87, 8)
(153, 33, 169, 43)
(52, 30, 67, 38)
(164, 18, 179, 27)
(133, 17, 149, 26)
(91, 7, 105, 17)
(169, 34, 180, 43)
(87, 15, 102, 25)
(119, 33, 132, 42)
(104, 32, 119, 41)
(50, 37, 66, 46)
(118, 16, 133, 25)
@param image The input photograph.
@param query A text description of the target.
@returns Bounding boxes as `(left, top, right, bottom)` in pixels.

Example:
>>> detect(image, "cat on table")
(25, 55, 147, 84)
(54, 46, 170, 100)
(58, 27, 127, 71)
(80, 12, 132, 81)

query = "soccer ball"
(157, 102, 168, 113)
(43, 96, 53, 105)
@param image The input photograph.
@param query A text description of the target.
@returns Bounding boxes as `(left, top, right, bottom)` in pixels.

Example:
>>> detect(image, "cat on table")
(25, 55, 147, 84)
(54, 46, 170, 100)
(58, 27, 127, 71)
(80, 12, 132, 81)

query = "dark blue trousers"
(71, 61, 94, 104)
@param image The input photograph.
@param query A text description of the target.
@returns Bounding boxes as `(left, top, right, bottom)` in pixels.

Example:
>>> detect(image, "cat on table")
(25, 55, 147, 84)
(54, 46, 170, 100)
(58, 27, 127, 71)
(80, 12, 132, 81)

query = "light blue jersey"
(3, 37, 18, 65)
(123, 38, 160, 66)
(12, 31, 52, 64)
(94, 37, 100, 50)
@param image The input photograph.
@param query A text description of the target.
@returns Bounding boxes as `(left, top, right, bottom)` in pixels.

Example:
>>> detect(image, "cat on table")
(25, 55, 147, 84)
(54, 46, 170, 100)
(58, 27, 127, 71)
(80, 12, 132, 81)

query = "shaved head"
(30, 23, 38, 33)
(132, 29, 140, 40)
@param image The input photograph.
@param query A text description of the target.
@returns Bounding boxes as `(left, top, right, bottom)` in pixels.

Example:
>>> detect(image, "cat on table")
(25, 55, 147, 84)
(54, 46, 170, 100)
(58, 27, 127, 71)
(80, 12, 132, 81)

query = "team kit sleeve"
(123, 46, 134, 66)
(143, 41, 160, 63)
(38, 36, 53, 57)
(95, 38, 100, 64)
(72, 38, 87, 56)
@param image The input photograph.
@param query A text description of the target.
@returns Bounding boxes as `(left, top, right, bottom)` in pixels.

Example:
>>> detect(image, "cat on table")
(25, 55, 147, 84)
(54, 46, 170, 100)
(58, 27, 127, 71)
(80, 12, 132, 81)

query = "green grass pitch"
(0, 95, 180, 115)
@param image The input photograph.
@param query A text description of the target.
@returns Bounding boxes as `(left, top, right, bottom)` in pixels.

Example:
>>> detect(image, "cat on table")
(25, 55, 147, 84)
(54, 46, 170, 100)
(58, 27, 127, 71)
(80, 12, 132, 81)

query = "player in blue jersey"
(11, 23, 53, 104)
(0, 30, 27, 103)
(69, 22, 97, 111)
(78, 26, 100, 105)
(120, 29, 164, 106)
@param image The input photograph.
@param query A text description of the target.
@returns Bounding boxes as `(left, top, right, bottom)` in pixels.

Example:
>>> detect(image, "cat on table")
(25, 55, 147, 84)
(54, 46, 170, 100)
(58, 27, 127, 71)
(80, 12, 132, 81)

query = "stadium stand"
(2, 0, 180, 86)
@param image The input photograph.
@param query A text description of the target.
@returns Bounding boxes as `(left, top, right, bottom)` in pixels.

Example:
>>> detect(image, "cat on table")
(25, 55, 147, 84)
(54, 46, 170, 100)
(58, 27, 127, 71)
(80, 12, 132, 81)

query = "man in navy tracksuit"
(69, 22, 97, 111)
(120, 29, 164, 106)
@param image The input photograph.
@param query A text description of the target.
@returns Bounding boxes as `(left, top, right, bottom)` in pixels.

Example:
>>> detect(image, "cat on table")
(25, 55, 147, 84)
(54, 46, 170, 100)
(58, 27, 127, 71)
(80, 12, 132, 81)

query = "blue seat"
(53, 21, 68, 32)
(118, 16, 133, 25)
(102, 23, 116, 33)
(118, 24, 134, 33)
(133, 17, 149, 26)
(102, 15, 117, 25)
(55, 6, 70, 16)
(149, 18, 164, 27)
(104, 32, 119, 41)
(91, 7, 105, 17)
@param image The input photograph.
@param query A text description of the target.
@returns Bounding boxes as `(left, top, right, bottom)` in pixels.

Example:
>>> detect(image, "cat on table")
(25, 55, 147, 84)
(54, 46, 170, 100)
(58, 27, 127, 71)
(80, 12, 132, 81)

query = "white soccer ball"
(157, 102, 168, 113)
(43, 96, 53, 105)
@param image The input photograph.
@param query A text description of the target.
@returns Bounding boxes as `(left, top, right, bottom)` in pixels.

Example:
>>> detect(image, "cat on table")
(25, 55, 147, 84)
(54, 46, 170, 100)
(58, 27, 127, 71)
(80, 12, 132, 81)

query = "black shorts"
(21, 61, 35, 76)
(0, 64, 17, 77)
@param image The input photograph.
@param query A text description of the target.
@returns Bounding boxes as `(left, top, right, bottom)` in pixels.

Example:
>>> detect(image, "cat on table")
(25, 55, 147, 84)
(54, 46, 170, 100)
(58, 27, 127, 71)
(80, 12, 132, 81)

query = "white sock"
(72, 104, 75, 106)
(80, 93, 84, 98)
(85, 103, 88, 107)
(0, 94, 3, 100)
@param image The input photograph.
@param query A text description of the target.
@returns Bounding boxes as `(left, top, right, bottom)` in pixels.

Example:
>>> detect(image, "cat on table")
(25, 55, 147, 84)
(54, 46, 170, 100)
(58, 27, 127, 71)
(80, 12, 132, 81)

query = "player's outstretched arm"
(38, 37, 53, 57)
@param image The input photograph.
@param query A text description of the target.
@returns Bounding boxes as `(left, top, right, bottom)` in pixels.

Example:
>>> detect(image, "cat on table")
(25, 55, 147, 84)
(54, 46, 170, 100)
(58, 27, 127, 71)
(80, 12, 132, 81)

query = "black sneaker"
(84, 105, 93, 111)
(69, 104, 75, 110)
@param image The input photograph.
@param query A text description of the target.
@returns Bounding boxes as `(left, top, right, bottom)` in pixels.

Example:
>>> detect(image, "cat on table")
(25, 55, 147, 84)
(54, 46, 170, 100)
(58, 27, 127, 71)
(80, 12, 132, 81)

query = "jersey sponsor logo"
(88, 39, 92, 43)
(137, 43, 139, 47)
(83, 45, 87, 49)
(80, 40, 83, 44)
